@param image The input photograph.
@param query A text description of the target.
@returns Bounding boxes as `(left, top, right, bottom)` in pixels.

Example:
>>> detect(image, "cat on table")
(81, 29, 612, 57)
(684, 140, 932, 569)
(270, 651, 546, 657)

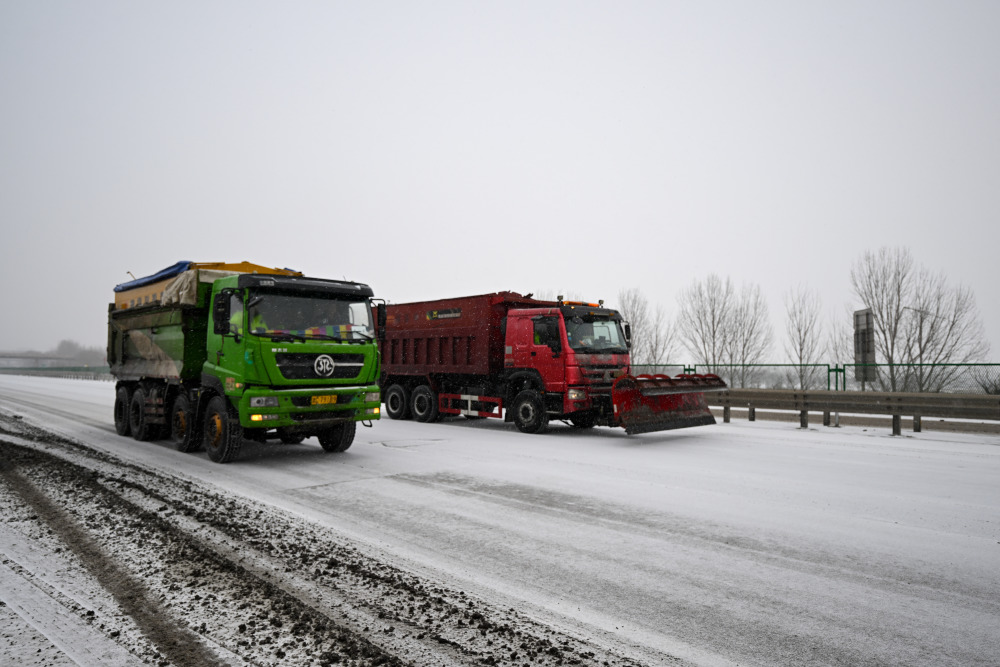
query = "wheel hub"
(207, 413, 223, 447)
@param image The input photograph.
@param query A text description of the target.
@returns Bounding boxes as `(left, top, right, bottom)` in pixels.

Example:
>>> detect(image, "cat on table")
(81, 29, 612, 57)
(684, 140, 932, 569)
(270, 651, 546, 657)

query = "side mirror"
(623, 322, 632, 348)
(371, 299, 387, 342)
(213, 292, 231, 335)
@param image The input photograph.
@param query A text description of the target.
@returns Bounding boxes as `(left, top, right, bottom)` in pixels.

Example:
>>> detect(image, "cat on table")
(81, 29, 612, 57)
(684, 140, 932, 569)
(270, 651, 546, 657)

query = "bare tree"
(826, 310, 853, 362)
(850, 246, 989, 391)
(725, 282, 773, 387)
(617, 288, 676, 367)
(825, 306, 857, 389)
(677, 275, 735, 376)
(900, 268, 989, 391)
(644, 304, 677, 367)
(618, 288, 651, 362)
(532, 289, 583, 302)
(783, 285, 824, 389)
(54, 340, 105, 365)
(850, 247, 914, 390)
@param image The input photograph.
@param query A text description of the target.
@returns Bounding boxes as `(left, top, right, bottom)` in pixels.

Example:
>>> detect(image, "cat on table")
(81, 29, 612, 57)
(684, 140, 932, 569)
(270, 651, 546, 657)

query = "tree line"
(616, 246, 991, 391)
(1, 340, 107, 366)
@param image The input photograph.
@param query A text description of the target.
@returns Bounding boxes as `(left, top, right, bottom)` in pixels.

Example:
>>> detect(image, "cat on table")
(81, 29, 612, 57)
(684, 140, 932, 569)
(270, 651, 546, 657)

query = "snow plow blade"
(612, 374, 728, 435)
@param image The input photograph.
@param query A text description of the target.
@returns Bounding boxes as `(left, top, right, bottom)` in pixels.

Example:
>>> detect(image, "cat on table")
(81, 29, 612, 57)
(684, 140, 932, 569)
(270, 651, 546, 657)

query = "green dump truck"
(107, 261, 382, 463)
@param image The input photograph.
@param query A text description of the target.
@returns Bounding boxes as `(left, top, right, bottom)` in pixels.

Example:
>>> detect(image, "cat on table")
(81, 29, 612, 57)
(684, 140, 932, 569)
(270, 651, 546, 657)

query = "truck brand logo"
(314, 355, 336, 377)
(427, 308, 461, 320)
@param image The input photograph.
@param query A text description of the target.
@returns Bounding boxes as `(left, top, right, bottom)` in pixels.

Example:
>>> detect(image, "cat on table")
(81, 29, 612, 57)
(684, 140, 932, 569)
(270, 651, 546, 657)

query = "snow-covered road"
(2, 375, 998, 666)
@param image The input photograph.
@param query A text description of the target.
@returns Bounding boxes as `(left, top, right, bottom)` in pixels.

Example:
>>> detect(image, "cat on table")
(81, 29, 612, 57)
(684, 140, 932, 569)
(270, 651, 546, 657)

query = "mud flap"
(612, 374, 727, 435)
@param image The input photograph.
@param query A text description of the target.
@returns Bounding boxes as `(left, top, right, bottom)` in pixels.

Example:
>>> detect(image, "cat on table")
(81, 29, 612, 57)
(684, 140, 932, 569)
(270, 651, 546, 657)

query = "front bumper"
(562, 387, 613, 415)
(236, 384, 380, 429)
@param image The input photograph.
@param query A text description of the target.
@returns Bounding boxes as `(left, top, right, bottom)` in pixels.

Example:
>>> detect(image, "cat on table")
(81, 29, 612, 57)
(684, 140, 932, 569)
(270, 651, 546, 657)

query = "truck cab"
(205, 273, 381, 435)
(505, 302, 630, 424)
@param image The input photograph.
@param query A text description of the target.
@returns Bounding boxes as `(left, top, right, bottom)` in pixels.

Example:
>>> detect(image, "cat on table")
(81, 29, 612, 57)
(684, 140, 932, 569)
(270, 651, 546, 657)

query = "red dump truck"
(378, 292, 726, 434)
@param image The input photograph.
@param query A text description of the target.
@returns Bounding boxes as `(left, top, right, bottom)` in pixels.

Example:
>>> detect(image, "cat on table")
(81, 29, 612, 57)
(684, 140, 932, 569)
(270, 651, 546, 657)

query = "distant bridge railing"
(0, 367, 113, 381)
(631, 363, 1000, 395)
(707, 388, 1000, 436)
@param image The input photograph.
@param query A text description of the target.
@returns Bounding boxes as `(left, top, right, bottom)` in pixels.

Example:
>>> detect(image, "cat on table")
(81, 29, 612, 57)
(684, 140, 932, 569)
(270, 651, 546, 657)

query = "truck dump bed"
(382, 292, 550, 378)
(108, 303, 208, 382)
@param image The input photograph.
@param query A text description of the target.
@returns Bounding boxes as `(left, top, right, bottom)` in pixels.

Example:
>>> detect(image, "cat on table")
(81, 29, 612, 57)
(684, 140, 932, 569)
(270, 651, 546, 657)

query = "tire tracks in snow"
(0, 410, 646, 667)
(0, 449, 230, 666)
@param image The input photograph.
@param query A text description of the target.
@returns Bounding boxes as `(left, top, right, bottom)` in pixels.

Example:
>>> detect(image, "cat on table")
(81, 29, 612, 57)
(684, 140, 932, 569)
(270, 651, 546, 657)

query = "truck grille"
(275, 353, 365, 380)
(579, 364, 622, 392)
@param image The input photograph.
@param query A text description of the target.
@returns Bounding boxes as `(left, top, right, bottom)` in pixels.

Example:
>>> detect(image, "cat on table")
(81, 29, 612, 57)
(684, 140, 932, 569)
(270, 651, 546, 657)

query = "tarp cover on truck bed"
(114, 261, 193, 292)
(113, 261, 303, 310)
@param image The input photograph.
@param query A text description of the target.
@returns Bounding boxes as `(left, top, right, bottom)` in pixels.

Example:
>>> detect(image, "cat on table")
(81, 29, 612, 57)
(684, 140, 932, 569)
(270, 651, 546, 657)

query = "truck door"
(210, 289, 247, 388)
(524, 315, 566, 392)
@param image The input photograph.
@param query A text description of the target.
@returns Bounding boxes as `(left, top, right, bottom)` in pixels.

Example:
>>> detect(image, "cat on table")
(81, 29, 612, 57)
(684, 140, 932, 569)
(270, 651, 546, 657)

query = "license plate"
(311, 395, 338, 406)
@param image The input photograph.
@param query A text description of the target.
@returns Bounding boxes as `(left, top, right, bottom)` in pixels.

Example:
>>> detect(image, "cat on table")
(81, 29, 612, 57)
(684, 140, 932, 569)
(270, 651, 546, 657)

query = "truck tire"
(129, 387, 154, 441)
(384, 384, 411, 420)
(114, 386, 132, 436)
(411, 385, 439, 423)
(512, 390, 548, 434)
(203, 395, 243, 463)
(170, 394, 201, 453)
(319, 421, 356, 452)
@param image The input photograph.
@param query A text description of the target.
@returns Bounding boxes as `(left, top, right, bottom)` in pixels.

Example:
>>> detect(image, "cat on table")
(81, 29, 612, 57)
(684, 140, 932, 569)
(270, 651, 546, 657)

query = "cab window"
(532, 316, 561, 351)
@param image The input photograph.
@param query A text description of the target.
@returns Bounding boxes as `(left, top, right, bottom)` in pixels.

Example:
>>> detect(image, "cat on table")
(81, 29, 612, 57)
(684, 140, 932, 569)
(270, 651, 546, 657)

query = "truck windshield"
(565, 316, 628, 353)
(246, 292, 374, 342)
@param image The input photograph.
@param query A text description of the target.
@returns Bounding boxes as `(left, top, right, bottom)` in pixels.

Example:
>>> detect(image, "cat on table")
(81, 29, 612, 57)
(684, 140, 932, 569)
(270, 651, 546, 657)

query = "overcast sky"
(2, 1, 997, 360)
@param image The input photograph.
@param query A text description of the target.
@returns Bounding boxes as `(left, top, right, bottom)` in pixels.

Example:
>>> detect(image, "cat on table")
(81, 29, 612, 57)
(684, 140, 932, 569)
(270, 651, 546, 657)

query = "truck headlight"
(365, 392, 380, 403)
(250, 397, 279, 407)
(567, 389, 587, 401)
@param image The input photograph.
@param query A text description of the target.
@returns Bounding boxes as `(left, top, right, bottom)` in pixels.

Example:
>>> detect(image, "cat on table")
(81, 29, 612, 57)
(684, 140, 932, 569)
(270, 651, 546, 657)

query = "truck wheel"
(384, 384, 411, 420)
(170, 394, 201, 453)
(129, 388, 154, 441)
(114, 386, 132, 436)
(411, 385, 439, 423)
(203, 395, 243, 463)
(512, 390, 548, 434)
(319, 421, 356, 452)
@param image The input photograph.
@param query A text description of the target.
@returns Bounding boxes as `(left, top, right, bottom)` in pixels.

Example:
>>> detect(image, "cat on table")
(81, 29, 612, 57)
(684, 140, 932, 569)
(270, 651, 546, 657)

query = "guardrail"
(630, 363, 1000, 394)
(707, 389, 1000, 436)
